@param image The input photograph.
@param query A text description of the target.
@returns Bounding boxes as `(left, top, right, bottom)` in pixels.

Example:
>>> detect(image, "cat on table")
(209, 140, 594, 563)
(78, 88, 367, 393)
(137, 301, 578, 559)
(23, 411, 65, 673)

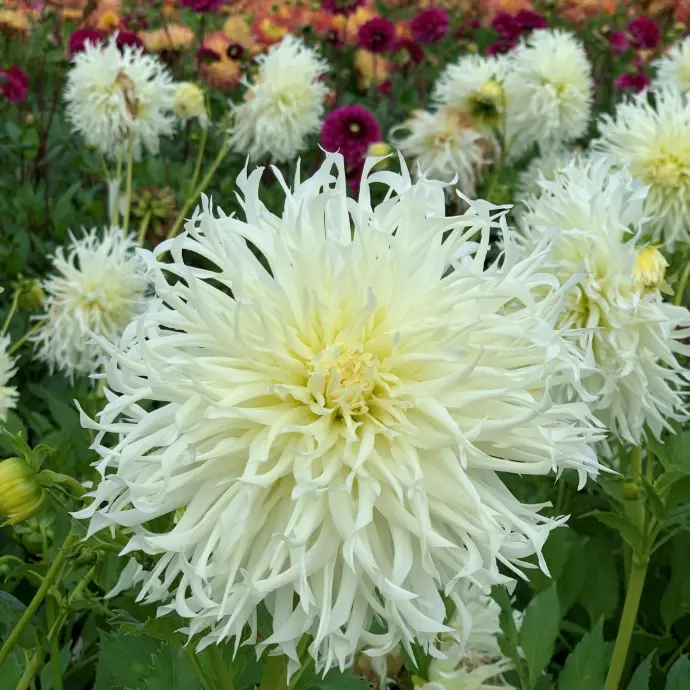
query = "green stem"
(0, 532, 78, 668)
(674, 260, 690, 306)
(167, 140, 230, 240)
(208, 645, 235, 690)
(188, 123, 209, 197)
(287, 636, 311, 690)
(122, 145, 135, 235)
(113, 150, 123, 228)
(41, 526, 63, 690)
(1, 289, 20, 336)
(603, 558, 649, 690)
(14, 651, 44, 690)
(259, 654, 288, 690)
(137, 211, 152, 248)
(184, 647, 214, 690)
(7, 320, 46, 357)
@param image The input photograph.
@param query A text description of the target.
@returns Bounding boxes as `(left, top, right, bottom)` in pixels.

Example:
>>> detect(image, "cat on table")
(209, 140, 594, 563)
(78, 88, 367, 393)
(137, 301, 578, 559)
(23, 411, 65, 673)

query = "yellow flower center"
(646, 156, 684, 188)
(97, 9, 120, 32)
(349, 122, 362, 134)
(308, 344, 377, 417)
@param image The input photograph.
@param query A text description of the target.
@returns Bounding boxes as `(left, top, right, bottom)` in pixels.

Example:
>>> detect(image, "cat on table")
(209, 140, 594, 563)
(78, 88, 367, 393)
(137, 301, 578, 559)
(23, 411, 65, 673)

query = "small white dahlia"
(33, 227, 149, 379)
(595, 88, 690, 249)
(75, 153, 601, 675)
(432, 54, 508, 130)
(653, 37, 690, 95)
(414, 584, 515, 690)
(0, 335, 18, 423)
(520, 156, 690, 444)
(390, 107, 498, 197)
(504, 30, 593, 158)
(515, 146, 584, 207)
(64, 34, 176, 160)
(228, 35, 328, 163)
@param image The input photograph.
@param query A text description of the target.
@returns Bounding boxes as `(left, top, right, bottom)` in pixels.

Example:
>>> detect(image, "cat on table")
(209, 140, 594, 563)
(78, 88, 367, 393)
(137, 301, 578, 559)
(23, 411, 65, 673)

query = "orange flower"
(88, 0, 122, 31)
(354, 49, 390, 89)
(140, 24, 195, 53)
(395, 19, 412, 41)
(222, 15, 260, 55)
(483, 0, 534, 19)
(199, 31, 243, 90)
(0, 9, 31, 37)
(253, 16, 289, 48)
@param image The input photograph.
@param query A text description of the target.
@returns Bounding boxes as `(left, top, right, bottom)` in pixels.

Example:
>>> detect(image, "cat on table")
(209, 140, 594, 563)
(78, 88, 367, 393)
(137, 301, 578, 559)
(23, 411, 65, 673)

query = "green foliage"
(520, 586, 561, 689)
(557, 620, 611, 690)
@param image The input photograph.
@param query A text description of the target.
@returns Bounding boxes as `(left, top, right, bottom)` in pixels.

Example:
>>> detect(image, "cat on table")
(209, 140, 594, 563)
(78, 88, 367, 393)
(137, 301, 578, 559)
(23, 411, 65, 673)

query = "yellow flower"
(633, 245, 668, 292)
(174, 82, 208, 127)
(0, 458, 44, 526)
(0, 9, 31, 37)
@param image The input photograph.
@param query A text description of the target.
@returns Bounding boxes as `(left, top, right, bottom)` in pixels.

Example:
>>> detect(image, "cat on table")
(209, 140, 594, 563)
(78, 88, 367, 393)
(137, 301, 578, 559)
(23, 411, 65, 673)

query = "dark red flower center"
(226, 43, 244, 60)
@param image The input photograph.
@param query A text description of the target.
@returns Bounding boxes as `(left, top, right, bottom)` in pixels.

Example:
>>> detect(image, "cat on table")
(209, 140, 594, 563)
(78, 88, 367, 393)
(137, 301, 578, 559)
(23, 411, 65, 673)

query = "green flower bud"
(0, 458, 45, 526)
(16, 278, 45, 311)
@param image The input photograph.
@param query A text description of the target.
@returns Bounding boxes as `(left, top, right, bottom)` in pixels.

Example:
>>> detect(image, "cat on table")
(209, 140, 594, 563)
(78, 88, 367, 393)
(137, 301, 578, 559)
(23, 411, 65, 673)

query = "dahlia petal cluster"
(654, 37, 690, 94)
(390, 107, 498, 197)
(515, 146, 583, 208)
(0, 334, 18, 423)
(519, 156, 690, 444)
(595, 88, 690, 249)
(228, 35, 329, 162)
(432, 54, 508, 131)
(33, 227, 149, 379)
(76, 153, 601, 675)
(64, 35, 176, 160)
(504, 30, 593, 157)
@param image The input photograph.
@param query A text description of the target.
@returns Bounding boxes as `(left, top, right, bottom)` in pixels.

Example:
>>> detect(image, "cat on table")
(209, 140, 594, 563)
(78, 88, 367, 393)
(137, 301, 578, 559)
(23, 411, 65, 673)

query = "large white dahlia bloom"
(228, 35, 329, 163)
(0, 334, 18, 423)
(504, 30, 593, 158)
(595, 88, 690, 249)
(64, 34, 175, 160)
(520, 156, 690, 444)
(33, 227, 149, 379)
(515, 146, 584, 209)
(76, 153, 601, 674)
(653, 37, 690, 95)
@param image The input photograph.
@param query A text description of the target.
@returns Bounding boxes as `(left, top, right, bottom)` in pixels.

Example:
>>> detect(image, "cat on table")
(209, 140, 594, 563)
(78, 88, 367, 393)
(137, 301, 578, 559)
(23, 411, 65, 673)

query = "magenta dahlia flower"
(358, 17, 396, 54)
(491, 12, 522, 40)
(410, 8, 450, 45)
(68, 28, 105, 56)
(0, 66, 28, 103)
(615, 71, 650, 93)
(608, 30, 629, 54)
(320, 105, 382, 166)
(628, 17, 660, 50)
(485, 38, 516, 56)
(321, 0, 366, 16)
(515, 10, 547, 31)
(178, 0, 223, 12)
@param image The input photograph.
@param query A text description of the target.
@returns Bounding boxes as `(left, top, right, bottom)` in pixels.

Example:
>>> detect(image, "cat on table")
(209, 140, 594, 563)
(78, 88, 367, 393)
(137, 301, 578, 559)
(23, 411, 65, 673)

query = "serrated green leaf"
(660, 534, 690, 632)
(110, 609, 185, 646)
(557, 619, 611, 690)
(147, 645, 200, 690)
(627, 654, 653, 690)
(666, 656, 690, 690)
(93, 631, 161, 690)
(557, 539, 587, 615)
(294, 664, 371, 689)
(0, 649, 23, 690)
(590, 511, 643, 554)
(520, 585, 561, 689)
(529, 529, 577, 593)
(580, 536, 619, 625)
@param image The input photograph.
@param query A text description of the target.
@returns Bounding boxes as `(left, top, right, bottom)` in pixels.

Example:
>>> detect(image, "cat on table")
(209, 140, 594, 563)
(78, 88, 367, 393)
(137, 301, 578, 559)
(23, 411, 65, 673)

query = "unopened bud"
(632, 245, 667, 293)
(367, 141, 393, 169)
(17, 279, 45, 311)
(622, 481, 638, 501)
(0, 458, 45, 526)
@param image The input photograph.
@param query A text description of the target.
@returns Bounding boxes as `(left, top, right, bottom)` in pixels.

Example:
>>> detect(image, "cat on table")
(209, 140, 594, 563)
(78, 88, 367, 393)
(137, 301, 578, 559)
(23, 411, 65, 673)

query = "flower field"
(3, 0, 690, 688)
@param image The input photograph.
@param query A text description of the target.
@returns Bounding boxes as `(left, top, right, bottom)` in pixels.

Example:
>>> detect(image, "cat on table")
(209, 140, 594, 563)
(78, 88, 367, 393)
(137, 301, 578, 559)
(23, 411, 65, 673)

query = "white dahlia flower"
(65, 34, 175, 160)
(173, 82, 208, 128)
(33, 227, 149, 379)
(0, 335, 18, 423)
(653, 37, 690, 95)
(432, 54, 508, 130)
(504, 30, 593, 158)
(75, 153, 601, 675)
(414, 584, 515, 690)
(520, 156, 690, 444)
(515, 146, 584, 208)
(228, 35, 328, 163)
(595, 88, 690, 249)
(390, 107, 498, 197)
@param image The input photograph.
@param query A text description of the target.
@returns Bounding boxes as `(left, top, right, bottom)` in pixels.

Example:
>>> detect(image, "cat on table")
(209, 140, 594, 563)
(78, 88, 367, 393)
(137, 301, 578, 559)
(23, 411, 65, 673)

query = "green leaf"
(666, 656, 690, 690)
(147, 645, 200, 690)
(660, 534, 690, 632)
(557, 619, 611, 690)
(557, 539, 587, 615)
(294, 664, 371, 689)
(579, 536, 619, 625)
(0, 649, 23, 690)
(640, 476, 666, 521)
(0, 591, 40, 649)
(519, 585, 561, 689)
(529, 529, 577, 593)
(627, 654, 653, 690)
(590, 511, 643, 554)
(93, 631, 161, 690)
